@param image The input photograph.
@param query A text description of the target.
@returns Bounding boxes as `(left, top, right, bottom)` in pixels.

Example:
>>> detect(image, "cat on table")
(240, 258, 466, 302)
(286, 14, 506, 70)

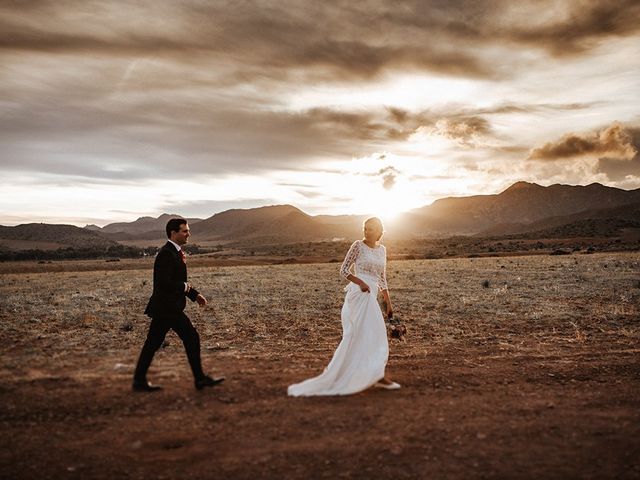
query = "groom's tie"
(179, 249, 186, 264)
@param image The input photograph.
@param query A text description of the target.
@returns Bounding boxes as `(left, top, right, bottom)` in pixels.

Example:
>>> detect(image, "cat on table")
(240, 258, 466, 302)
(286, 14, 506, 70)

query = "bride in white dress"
(288, 217, 400, 396)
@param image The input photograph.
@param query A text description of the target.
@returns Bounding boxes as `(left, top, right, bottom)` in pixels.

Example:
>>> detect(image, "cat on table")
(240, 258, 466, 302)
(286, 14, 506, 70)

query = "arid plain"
(1, 252, 639, 479)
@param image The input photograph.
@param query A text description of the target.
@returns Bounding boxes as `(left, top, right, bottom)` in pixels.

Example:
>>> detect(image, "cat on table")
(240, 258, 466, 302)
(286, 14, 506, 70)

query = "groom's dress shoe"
(132, 381, 162, 392)
(195, 375, 225, 390)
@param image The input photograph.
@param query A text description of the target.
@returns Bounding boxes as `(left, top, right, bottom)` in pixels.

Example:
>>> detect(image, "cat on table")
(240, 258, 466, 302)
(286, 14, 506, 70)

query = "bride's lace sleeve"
(378, 246, 388, 290)
(340, 240, 360, 279)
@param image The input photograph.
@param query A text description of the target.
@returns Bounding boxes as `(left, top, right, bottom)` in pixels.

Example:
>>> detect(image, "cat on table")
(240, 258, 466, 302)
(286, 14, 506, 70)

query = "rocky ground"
(1, 252, 639, 479)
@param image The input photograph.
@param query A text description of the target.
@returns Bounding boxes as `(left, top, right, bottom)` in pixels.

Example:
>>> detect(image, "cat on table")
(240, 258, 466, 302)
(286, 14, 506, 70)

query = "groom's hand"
(196, 294, 208, 306)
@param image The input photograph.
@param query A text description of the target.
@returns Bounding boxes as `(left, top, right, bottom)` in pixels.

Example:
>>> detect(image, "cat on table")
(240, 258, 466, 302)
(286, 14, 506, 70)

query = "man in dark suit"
(133, 218, 224, 392)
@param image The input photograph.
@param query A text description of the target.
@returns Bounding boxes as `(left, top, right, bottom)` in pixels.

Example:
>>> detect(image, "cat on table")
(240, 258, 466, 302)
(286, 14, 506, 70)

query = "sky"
(1, 0, 639, 226)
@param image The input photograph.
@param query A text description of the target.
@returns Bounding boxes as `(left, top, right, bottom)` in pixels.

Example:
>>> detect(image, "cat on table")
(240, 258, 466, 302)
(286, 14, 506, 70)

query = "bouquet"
(387, 314, 407, 341)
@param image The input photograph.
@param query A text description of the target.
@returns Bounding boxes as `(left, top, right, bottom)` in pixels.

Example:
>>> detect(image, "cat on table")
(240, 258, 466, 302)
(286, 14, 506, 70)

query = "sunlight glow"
(1, 156, 482, 226)
(286, 73, 479, 111)
(302, 153, 442, 219)
(405, 126, 455, 157)
(350, 181, 426, 222)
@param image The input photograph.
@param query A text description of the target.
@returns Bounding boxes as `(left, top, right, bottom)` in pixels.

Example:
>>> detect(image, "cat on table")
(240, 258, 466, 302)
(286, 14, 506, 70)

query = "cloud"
(594, 127, 640, 181)
(2, 1, 639, 84)
(2, 100, 440, 180)
(429, 117, 492, 146)
(505, 0, 640, 56)
(0, 1, 493, 81)
(376, 166, 400, 190)
(302, 108, 503, 148)
(0, 2, 634, 183)
(302, 107, 437, 143)
(528, 123, 637, 161)
(1, 0, 639, 226)
(467, 102, 600, 116)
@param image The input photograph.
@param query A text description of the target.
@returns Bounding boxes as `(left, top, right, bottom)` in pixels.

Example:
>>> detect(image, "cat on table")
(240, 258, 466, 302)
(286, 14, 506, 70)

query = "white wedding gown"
(288, 240, 389, 396)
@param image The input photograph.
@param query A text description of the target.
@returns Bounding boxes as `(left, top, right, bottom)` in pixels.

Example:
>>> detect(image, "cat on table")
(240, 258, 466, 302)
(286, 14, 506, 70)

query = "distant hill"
(191, 205, 353, 243)
(192, 205, 300, 238)
(314, 214, 368, 239)
(0, 224, 118, 250)
(520, 216, 640, 239)
(410, 182, 640, 235)
(3, 182, 639, 252)
(79, 182, 640, 243)
(480, 201, 640, 237)
(96, 214, 203, 235)
(314, 214, 368, 226)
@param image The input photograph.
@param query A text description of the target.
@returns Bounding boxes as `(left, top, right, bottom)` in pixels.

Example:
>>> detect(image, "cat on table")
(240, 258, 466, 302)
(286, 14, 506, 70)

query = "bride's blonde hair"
(364, 217, 384, 241)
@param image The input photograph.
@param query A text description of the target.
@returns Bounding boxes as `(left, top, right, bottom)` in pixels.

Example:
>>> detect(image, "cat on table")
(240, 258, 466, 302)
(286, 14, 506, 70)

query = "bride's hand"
(359, 282, 370, 293)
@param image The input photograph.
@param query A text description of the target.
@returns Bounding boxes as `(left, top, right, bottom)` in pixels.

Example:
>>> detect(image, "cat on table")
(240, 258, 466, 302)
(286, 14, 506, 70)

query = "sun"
(372, 193, 405, 223)
(296, 154, 445, 221)
(347, 177, 426, 223)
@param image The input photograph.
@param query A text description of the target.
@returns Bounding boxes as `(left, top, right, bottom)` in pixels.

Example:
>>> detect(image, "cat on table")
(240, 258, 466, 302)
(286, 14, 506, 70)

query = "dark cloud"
(506, 0, 640, 56)
(2, 0, 638, 83)
(528, 123, 637, 161)
(303, 107, 437, 143)
(594, 128, 640, 181)
(0, 1, 638, 194)
(495, 145, 530, 154)
(0, 1, 493, 80)
(468, 102, 600, 116)
(2, 99, 433, 179)
(359, 164, 401, 189)
(0, 85, 515, 180)
(596, 156, 640, 181)
(302, 107, 501, 147)
(430, 117, 492, 146)
(295, 190, 323, 199)
(380, 166, 399, 190)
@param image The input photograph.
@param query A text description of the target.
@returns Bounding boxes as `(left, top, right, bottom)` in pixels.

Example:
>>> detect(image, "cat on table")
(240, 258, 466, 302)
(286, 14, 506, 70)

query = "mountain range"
(407, 181, 640, 236)
(1, 182, 639, 251)
(0, 223, 118, 251)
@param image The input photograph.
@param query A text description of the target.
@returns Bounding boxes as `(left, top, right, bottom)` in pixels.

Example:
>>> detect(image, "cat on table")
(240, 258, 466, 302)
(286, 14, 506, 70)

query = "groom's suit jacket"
(144, 241, 200, 318)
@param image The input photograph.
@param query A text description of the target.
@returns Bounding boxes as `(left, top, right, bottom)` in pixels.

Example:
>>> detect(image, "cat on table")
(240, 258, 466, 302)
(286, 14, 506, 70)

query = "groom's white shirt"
(167, 239, 189, 292)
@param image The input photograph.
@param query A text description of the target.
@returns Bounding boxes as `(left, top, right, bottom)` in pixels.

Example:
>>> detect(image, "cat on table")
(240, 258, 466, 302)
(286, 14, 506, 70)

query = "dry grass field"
(1, 252, 639, 479)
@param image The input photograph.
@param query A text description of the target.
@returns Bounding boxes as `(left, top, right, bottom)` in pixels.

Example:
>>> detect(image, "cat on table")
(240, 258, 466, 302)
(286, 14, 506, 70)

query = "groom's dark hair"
(166, 218, 187, 238)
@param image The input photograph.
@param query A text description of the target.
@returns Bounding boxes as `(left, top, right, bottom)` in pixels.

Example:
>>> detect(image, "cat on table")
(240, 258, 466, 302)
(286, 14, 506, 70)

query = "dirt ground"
(1, 252, 639, 479)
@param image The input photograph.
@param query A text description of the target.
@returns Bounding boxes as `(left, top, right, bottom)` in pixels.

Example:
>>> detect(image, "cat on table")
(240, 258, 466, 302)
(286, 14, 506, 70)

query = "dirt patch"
(1, 253, 639, 479)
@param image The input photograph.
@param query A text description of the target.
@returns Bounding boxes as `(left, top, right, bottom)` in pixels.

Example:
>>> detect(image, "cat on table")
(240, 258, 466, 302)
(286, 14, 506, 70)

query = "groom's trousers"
(133, 312, 204, 382)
